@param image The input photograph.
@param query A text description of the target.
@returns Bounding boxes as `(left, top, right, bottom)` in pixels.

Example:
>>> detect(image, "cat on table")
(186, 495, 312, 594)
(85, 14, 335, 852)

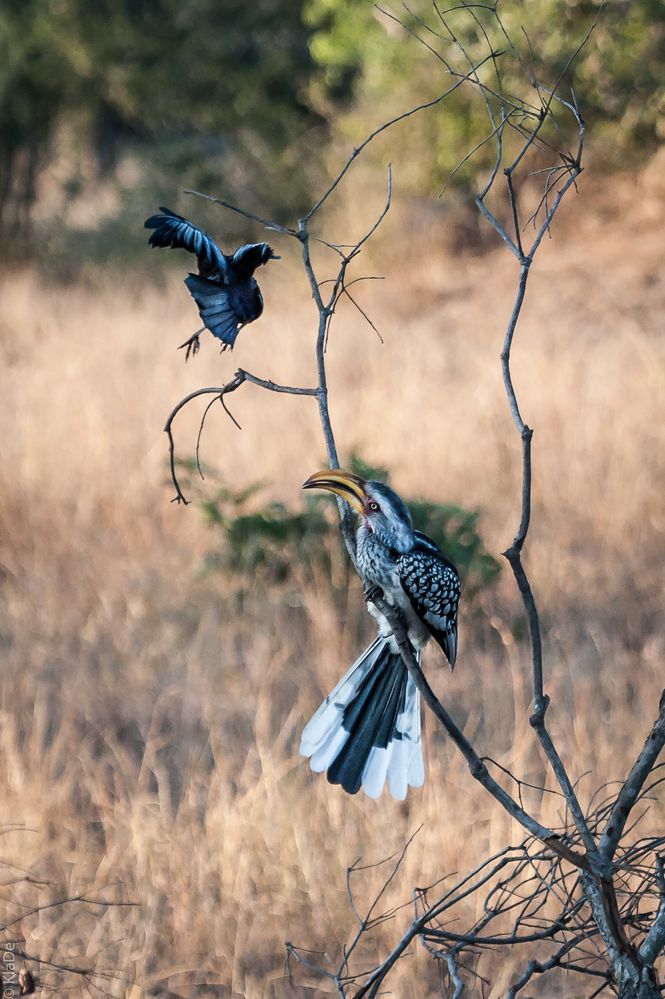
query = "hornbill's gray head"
(303, 469, 415, 555)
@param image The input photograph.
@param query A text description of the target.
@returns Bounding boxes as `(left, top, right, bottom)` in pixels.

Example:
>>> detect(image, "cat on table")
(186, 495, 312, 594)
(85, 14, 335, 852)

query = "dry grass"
(0, 165, 664, 997)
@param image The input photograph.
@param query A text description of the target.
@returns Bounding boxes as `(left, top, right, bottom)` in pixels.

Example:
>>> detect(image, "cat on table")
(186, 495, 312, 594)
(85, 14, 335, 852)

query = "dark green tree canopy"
(2, 0, 664, 261)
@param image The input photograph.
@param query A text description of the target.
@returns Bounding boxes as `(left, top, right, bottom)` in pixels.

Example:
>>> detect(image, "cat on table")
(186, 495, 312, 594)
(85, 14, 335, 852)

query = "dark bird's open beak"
(303, 469, 367, 514)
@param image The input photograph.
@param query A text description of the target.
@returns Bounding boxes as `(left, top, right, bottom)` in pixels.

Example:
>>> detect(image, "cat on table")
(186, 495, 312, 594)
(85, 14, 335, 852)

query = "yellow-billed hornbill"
(300, 470, 461, 800)
(144, 208, 279, 357)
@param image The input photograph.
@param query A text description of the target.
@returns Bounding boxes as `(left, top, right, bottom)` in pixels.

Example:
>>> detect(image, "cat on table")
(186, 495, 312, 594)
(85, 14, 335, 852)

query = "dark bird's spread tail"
(300, 637, 424, 800)
(184, 274, 242, 349)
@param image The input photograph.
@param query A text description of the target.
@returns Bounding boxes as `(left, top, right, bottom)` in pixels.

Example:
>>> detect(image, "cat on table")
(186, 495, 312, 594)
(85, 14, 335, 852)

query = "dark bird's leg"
(178, 327, 205, 361)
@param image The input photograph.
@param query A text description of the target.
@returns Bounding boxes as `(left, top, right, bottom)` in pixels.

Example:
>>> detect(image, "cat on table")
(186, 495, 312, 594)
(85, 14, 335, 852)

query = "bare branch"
(195, 395, 221, 479)
(474, 192, 522, 258)
(442, 113, 513, 196)
(341, 286, 384, 343)
(639, 855, 665, 966)
(368, 589, 591, 871)
(340, 829, 421, 978)
(505, 935, 597, 998)
(345, 163, 393, 262)
(163, 370, 318, 504)
(0, 889, 136, 932)
(183, 189, 295, 237)
(473, 86, 601, 874)
(600, 694, 665, 862)
(444, 953, 465, 998)
(380, 4, 454, 72)
(284, 942, 336, 984)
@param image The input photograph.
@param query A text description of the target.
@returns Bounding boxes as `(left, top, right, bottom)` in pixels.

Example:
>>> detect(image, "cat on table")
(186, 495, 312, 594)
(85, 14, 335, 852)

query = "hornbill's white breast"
(356, 523, 460, 663)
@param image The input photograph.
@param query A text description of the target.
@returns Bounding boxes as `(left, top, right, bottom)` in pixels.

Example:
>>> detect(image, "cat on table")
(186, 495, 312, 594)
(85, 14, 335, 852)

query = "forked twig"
(163, 371, 317, 504)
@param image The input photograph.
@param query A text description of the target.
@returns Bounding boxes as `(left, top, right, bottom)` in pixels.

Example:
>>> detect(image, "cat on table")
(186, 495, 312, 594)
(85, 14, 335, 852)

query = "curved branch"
(478, 100, 601, 871)
(195, 395, 221, 480)
(163, 370, 318, 504)
(346, 163, 392, 262)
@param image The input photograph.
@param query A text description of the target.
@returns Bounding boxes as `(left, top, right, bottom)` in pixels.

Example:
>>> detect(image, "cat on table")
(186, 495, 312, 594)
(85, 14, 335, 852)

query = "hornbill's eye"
(368, 501, 380, 513)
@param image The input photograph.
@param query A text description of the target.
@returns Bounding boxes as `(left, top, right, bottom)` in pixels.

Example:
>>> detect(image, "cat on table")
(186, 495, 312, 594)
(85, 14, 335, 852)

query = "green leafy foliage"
(202, 494, 331, 584)
(176, 457, 500, 598)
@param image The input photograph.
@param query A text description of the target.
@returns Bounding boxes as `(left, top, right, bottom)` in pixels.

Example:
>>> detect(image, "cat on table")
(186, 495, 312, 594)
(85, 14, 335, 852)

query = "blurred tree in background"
(305, 0, 665, 192)
(1, 0, 663, 263)
(0, 0, 323, 261)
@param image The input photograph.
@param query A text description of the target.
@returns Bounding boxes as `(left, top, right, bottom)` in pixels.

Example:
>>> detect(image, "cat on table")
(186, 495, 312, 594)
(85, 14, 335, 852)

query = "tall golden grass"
(0, 166, 664, 997)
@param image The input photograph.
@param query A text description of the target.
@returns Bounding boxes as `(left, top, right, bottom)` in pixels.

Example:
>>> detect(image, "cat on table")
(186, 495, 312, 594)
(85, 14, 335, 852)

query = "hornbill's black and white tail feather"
(300, 637, 424, 800)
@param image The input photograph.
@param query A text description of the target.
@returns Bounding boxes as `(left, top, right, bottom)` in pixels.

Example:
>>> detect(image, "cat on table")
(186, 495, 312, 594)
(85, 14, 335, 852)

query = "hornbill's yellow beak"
(302, 469, 367, 515)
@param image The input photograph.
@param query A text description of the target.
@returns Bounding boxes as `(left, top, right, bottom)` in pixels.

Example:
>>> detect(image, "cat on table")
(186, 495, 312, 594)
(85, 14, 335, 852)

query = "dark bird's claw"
(364, 585, 384, 604)
(178, 331, 202, 361)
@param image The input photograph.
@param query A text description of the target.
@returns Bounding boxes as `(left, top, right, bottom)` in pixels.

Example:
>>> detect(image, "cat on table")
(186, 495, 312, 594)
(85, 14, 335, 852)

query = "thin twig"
(304, 52, 499, 221)
(183, 189, 295, 236)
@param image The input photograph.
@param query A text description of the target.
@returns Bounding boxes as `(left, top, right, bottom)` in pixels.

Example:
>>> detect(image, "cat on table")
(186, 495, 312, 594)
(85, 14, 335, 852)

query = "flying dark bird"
(300, 470, 461, 800)
(144, 207, 279, 357)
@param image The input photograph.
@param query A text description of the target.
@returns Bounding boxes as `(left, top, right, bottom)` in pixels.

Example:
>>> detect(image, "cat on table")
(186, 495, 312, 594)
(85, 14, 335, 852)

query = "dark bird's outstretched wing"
(144, 207, 228, 279)
(398, 541, 461, 668)
(184, 274, 240, 348)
